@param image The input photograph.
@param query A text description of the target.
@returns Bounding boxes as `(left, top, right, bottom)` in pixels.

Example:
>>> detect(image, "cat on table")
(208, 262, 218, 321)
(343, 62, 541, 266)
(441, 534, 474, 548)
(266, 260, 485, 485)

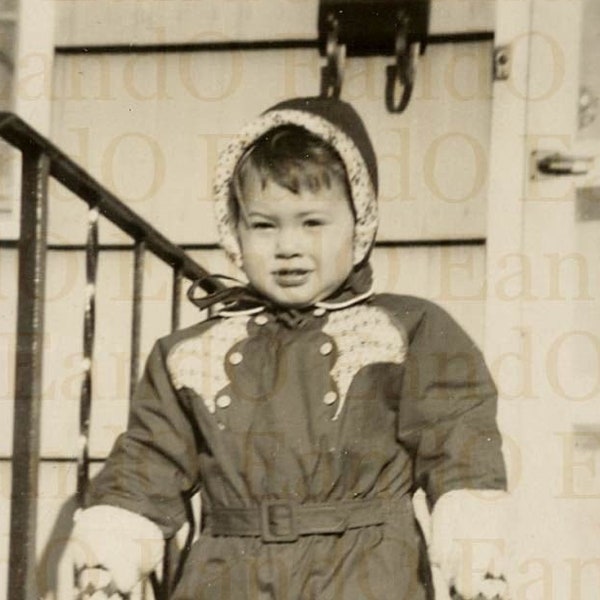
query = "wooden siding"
(55, 0, 494, 47)
(50, 42, 493, 245)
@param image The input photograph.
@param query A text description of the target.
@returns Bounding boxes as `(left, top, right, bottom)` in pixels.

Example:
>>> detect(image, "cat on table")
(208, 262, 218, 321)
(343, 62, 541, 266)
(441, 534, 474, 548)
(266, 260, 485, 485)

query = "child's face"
(236, 168, 355, 308)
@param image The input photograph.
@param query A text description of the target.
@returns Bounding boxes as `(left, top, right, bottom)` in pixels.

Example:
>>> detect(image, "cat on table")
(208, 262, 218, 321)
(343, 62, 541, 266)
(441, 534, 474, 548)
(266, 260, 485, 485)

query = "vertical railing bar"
(8, 151, 50, 600)
(129, 240, 145, 402)
(76, 206, 99, 505)
(171, 266, 182, 333)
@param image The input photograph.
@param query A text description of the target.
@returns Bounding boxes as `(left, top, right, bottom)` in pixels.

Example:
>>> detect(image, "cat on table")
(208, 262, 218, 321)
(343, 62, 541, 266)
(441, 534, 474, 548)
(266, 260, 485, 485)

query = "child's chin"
(269, 290, 317, 309)
(275, 297, 314, 309)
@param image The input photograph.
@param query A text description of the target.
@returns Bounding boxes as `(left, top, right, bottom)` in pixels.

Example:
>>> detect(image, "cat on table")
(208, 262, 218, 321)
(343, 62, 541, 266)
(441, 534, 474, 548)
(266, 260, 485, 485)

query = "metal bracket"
(318, 0, 430, 113)
(320, 14, 346, 99)
(493, 45, 512, 81)
(531, 150, 594, 180)
(385, 11, 420, 113)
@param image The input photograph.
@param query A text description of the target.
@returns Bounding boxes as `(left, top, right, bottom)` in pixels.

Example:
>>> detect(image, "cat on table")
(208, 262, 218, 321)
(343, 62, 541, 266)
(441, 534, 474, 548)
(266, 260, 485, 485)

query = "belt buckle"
(260, 500, 299, 543)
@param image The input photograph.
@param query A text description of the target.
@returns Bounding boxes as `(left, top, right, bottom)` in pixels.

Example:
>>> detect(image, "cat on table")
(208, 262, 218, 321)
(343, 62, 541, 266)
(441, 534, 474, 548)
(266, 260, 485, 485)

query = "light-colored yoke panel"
(50, 43, 492, 245)
(55, 0, 495, 47)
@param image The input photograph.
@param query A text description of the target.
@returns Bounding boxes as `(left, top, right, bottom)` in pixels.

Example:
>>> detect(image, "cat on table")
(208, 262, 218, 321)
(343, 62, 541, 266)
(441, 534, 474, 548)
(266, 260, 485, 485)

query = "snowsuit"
(85, 97, 507, 600)
(87, 291, 505, 599)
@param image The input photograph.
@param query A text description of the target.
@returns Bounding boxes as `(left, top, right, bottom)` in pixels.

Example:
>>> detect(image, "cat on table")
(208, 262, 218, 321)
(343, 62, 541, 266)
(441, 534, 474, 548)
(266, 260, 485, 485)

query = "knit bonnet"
(213, 97, 379, 268)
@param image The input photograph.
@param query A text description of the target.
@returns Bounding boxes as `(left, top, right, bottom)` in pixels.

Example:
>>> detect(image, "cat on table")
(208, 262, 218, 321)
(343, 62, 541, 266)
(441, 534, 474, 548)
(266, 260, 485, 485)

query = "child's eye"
(303, 219, 325, 228)
(249, 221, 274, 230)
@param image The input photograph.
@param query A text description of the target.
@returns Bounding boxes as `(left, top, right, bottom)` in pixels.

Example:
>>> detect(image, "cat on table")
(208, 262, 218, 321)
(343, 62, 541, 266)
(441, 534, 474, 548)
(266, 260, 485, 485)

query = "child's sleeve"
(85, 338, 200, 538)
(396, 300, 507, 507)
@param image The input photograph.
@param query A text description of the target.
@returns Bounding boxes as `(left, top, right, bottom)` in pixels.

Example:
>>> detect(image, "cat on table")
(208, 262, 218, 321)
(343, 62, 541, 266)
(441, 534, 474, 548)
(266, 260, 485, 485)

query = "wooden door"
(486, 1, 600, 597)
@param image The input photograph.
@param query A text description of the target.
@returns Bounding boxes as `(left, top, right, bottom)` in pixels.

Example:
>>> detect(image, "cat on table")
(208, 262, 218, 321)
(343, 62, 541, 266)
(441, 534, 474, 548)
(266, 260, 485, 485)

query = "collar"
(189, 262, 374, 322)
(217, 285, 375, 318)
(314, 286, 374, 311)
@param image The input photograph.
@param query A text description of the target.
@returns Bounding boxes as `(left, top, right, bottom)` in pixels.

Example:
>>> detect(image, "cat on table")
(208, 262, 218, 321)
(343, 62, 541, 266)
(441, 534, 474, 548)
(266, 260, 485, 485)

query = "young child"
(70, 97, 509, 600)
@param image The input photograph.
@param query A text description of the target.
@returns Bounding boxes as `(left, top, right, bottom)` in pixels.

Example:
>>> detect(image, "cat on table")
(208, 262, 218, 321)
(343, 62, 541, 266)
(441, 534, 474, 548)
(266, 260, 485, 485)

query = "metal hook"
(320, 14, 345, 99)
(385, 12, 419, 113)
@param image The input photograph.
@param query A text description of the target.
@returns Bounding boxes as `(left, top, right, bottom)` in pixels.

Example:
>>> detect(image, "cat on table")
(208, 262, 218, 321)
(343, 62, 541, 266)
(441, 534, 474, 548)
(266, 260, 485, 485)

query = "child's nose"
(275, 228, 303, 257)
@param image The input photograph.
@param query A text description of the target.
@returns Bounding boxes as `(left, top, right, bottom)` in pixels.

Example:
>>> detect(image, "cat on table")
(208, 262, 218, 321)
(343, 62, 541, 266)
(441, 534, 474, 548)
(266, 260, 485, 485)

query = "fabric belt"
(203, 496, 411, 543)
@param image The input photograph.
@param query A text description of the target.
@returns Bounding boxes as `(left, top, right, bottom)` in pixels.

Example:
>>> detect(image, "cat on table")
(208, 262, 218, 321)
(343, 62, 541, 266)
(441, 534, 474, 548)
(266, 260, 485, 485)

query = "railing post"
(0, 112, 226, 600)
(171, 266, 182, 333)
(77, 206, 100, 504)
(8, 150, 50, 600)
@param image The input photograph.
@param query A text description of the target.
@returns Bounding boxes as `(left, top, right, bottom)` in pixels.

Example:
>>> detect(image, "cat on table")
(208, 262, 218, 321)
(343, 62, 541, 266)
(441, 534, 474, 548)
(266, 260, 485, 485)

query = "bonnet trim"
(214, 109, 378, 268)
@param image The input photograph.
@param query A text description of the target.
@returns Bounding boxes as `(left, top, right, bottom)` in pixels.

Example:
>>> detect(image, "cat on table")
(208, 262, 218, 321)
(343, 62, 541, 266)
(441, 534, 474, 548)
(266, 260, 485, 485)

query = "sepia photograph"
(1, 0, 599, 598)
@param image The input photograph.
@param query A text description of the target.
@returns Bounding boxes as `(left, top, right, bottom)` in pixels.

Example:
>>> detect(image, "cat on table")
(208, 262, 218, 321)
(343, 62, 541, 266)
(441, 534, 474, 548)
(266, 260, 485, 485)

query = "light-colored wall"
(0, 0, 54, 232)
(49, 41, 493, 245)
(53, 0, 495, 46)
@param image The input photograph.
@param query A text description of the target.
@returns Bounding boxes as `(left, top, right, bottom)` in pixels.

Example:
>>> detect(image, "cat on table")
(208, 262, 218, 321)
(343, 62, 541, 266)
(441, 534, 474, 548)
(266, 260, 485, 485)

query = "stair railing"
(0, 112, 223, 600)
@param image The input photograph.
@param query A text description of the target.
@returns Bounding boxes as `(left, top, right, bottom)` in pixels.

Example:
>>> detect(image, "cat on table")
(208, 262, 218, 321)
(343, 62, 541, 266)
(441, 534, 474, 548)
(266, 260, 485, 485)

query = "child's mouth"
(272, 268, 311, 287)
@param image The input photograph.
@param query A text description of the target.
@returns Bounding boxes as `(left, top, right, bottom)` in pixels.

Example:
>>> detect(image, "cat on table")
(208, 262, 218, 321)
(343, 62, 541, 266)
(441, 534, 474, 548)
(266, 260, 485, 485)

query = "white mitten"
(430, 489, 511, 600)
(69, 505, 165, 594)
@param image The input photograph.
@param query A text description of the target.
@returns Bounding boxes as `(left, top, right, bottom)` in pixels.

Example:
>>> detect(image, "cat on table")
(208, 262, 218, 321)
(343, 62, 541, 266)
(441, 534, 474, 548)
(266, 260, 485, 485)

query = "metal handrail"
(0, 112, 222, 289)
(0, 111, 224, 600)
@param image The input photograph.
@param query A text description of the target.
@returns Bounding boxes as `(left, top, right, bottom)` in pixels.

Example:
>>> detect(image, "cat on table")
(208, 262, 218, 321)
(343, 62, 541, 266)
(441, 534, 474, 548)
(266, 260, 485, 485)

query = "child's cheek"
(242, 234, 271, 258)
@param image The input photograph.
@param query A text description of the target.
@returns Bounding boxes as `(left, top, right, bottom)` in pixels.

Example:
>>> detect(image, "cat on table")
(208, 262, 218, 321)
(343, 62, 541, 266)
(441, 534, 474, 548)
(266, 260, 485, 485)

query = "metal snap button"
(319, 342, 333, 356)
(229, 351, 243, 365)
(323, 391, 337, 405)
(216, 395, 232, 409)
(254, 314, 268, 325)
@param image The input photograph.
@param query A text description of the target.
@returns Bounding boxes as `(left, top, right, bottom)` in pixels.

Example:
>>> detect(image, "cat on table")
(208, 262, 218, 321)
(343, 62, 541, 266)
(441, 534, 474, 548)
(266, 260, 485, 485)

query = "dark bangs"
(230, 125, 352, 220)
